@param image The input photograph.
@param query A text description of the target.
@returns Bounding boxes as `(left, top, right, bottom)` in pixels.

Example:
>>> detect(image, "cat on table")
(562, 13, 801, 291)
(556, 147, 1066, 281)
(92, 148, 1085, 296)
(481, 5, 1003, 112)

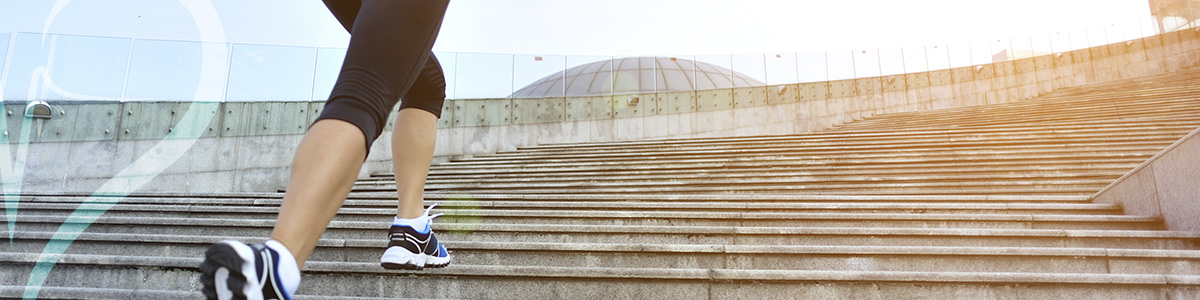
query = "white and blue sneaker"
(380, 204, 452, 270)
(200, 240, 299, 300)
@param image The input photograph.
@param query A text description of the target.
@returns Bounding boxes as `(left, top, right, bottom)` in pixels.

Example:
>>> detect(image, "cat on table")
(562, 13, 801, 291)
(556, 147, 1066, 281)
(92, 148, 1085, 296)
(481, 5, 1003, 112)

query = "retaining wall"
(1092, 127, 1200, 232)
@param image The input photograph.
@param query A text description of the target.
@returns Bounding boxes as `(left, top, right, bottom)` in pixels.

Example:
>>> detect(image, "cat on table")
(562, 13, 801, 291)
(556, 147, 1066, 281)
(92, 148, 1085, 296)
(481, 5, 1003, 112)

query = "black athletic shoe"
(199, 240, 294, 300)
(380, 205, 451, 270)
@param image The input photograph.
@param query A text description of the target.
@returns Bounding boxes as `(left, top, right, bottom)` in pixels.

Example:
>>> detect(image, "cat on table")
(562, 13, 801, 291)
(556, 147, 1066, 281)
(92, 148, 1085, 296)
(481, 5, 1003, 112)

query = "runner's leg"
(272, 0, 450, 268)
(393, 55, 445, 219)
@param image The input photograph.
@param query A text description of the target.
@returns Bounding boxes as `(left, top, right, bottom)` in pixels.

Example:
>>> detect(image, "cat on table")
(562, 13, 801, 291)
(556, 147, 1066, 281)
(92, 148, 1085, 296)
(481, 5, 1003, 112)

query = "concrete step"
(400, 173, 1130, 189)
(9, 207, 1161, 229)
(840, 115, 1199, 133)
(834, 114, 1199, 134)
(506, 127, 1195, 154)
(862, 90, 1200, 112)
(421, 159, 1148, 178)
(3, 253, 1199, 299)
(11, 216, 1197, 249)
(441, 132, 1177, 156)
(522, 112, 1199, 147)
(364, 165, 1140, 186)
(842, 116, 1199, 135)
(835, 106, 1200, 132)
(460, 142, 1180, 165)
(0, 286, 202, 300)
(831, 94, 1200, 126)
(440, 146, 1176, 170)
(19, 193, 1097, 204)
(396, 176, 1124, 192)
(838, 100, 1200, 127)
(425, 154, 1158, 173)
(8, 232, 1200, 275)
(0, 286, 402, 300)
(409, 193, 1098, 203)
(521, 118, 1199, 148)
(13, 202, 1126, 220)
(423, 185, 1112, 196)
(16, 195, 1121, 214)
(439, 151, 1164, 173)
(424, 168, 1131, 181)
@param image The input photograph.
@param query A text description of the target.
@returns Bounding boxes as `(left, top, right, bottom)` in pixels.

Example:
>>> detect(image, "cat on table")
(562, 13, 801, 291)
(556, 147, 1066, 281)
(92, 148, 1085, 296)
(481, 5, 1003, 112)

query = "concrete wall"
(1091, 127, 1200, 232)
(4, 28, 1200, 194)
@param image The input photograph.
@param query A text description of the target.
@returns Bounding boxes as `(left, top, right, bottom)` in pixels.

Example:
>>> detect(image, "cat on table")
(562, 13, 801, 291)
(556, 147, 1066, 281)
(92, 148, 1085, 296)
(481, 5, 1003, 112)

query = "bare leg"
(392, 108, 438, 219)
(270, 119, 367, 268)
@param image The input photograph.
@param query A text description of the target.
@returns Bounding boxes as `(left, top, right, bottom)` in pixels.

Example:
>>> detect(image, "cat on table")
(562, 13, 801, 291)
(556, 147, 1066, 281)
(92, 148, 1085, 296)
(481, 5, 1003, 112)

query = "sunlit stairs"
(3, 68, 1200, 299)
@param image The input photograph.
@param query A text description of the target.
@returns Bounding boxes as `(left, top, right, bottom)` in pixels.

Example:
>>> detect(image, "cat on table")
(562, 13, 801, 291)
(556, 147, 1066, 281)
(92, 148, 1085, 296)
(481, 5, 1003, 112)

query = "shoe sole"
(380, 247, 450, 270)
(200, 241, 262, 300)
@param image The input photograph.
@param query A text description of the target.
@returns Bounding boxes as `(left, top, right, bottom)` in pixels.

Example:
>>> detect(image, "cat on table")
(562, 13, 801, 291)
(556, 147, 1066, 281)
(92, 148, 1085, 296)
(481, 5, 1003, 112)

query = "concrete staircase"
(4, 68, 1200, 299)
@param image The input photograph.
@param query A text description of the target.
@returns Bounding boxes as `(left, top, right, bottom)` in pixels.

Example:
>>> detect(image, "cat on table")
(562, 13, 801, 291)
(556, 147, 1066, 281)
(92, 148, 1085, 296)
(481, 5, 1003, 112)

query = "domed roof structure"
(511, 57, 765, 98)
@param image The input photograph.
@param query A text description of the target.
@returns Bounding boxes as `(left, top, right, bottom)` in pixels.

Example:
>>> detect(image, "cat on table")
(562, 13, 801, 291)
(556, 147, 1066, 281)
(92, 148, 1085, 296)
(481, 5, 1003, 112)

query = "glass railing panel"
(4, 33, 132, 101)
(607, 56, 644, 95)
(656, 55, 696, 92)
(925, 44, 950, 71)
(512, 54, 565, 98)
(764, 53, 799, 85)
(825, 50, 854, 81)
(1065, 26, 1091, 52)
(694, 55, 734, 90)
(731, 53, 768, 86)
(1086, 23, 1109, 48)
(732, 53, 768, 108)
(226, 44, 317, 101)
(453, 52, 513, 99)
(310, 47, 346, 102)
(968, 40, 995, 65)
(433, 52, 457, 100)
(1105, 19, 1145, 43)
(1029, 33, 1055, 58)
(4, 33, 50, 100)
(900, 46, 928, 73)
(1138, 17, 1162, 37)
(853, 49, 882, 78)
(986, 38, 1013, 63)
(947, 42, 973, 68)
(1009, 34, 1036, 61)
(53, 34, 133, 101)
(1047, 30, 1074, 53)
(0, 33, 9, 90)
(636, 56, 656, 94)
(125, 39, 229, 101)
(564, 55, 613, 97)
(796, 51, 828, 83)
(878, 47, 906, 76)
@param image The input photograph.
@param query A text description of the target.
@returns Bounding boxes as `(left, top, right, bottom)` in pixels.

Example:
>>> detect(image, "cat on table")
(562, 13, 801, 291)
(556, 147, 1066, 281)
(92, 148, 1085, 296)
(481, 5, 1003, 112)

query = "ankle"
(392, 215, 430, 232)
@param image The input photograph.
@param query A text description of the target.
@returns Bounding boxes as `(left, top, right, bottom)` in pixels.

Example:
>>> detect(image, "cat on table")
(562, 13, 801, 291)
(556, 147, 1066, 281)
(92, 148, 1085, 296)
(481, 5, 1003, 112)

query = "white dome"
(511, 57, 764, 98)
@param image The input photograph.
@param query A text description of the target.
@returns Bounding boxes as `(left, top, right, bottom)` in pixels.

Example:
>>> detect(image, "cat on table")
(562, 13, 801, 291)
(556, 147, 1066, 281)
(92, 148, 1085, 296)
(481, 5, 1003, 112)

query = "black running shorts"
(316, 0, 450, 152)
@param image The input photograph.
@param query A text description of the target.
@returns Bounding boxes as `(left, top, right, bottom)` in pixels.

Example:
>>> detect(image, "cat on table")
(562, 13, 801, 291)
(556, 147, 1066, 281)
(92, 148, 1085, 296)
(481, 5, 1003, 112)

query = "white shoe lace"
(424, 203, 443, 221)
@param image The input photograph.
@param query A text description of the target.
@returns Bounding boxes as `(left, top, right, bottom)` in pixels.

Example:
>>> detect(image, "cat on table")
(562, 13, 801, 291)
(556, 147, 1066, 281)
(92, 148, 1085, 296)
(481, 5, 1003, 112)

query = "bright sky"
(0, 0, 1153, 56)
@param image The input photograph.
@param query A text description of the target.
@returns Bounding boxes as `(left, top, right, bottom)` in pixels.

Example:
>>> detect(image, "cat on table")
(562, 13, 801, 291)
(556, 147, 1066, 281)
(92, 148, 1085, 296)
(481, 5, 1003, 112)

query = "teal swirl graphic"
(10, 1, 227, 299)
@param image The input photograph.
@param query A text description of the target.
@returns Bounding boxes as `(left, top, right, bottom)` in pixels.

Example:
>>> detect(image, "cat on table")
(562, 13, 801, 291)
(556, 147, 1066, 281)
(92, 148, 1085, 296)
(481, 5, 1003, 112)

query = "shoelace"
(424, 203, 443, 221)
